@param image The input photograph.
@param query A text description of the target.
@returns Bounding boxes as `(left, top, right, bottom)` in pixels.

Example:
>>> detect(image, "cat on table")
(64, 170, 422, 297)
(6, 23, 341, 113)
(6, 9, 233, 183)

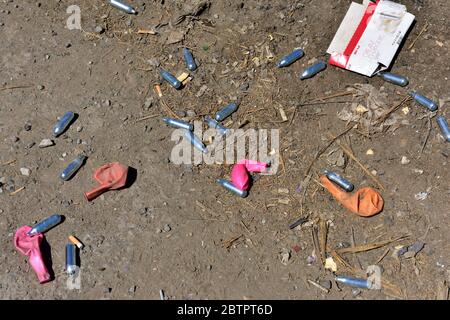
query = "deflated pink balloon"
(231, 164, 250, 190)
(231, 160, 269, 190)
(14, 226, 51, 284)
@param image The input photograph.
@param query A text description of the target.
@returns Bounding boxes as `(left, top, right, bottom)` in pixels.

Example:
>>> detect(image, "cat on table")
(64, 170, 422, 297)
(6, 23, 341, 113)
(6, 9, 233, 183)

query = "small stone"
(186, 110, 196, 117)
(65, 42, 72, 48)
(77, 139, 82, 144)
(156, 228, 162, 234)
(24, 123, 32, 131)
(352, 288, 362, 297)
(9, 136, 19, 143)
(366, 149, 374, 155)
(95, 25, 104, 34)
(103, 100, 111, 107)
(20, 168, 31, 176)
(26, 142, 35, 149)
(175, 110, 187, 117)
(401, 156, 410, 165)
(144, 98, 153, 109)
(39, 139, 54, 148)
(76, 126, 83, 132)
(37, 85, 45, 90)
(128, 285, 136, 293)
(163, 224, 171, 232)
(280, 249, 291, 265)
(146, 58, 160, 67)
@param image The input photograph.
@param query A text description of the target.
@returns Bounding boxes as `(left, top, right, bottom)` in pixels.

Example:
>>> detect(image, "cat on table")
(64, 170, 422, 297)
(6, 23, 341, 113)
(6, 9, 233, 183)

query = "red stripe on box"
(329, 0, 379, 69)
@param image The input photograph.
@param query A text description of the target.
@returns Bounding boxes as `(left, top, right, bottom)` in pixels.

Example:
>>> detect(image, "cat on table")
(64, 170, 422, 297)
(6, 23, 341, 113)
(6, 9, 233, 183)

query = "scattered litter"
(176, 72, 190, 83)
(217, 178, 247, 198)
(410, 92, 439, 112)
(14, 226, 51, 284)
(60, 155, 87, 181)
(69, 235, 84, 249)
(215, 102, 239, 121)
(324, 170, 354, 192)
(335, 276, 371, 289)
(230, 160, 268, 191)
(162, 117, 193, 131)
(84, 162, 129, 201)
(366, 149, 374, 155)
(327, 0, 415, 76)
(65, 244, 77, 276)
(300, 61, 327, 80)
(377, 72, 409, 87)
(27, 214, 63, 236)
(183, 48, 197, 71)
(53, 112, 76, 137)
(276, 48, 304, 68)
(436, 116, 450, 142)
(320, 175, 384, 217)
(160, 69, 182, 89)
(108, 0, 136, 15)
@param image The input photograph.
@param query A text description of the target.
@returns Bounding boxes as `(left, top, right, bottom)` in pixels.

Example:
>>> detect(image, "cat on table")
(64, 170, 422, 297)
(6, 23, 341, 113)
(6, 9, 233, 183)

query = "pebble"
(401, 156, 410, 165)
(103, 100, 111, 107)
(10, 136, 19, 143)
(186, 110, 196, 117)
(128, 285, 136, 293)
(163, 224, 171, 232)
(144, 98, 153, 109)
(24, 123, 32, 131)
(20, 168, 31, 176)
(76, 126, 83, 132)
(146, 58, 160, 67)
(352, 288, 362, 297)
(37, 85, 45, 90)
(156, 228, 162, 234)
(94, 25, 104, 34)
(39, 139, 54, 148)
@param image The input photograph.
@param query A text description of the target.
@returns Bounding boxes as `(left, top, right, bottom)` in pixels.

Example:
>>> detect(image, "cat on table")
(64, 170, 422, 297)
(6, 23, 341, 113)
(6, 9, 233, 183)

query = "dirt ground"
(0, 0, 448, 300)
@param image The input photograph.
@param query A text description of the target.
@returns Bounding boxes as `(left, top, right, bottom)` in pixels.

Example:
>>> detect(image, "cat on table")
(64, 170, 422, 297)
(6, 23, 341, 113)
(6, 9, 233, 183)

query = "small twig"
(375, 248, 390, 265)
(408, 21, 429, 50)
(160, 99, 180, 119)
(9, 187, 25, 196)
(1, 159, 16, 166)
(307, 279, 330, 293)
(0, 85, 33, 92)
(336, 235, 408, 254)
(333, 138, 386, 191)
(351, 227, 363, 270)
(135, 114, 160, 123)
(420, 116, 432, 154)
(222, 235, 243, 250)
(373, 96, 411, 126)
(304, 125, 354, 178)
(307, 91, 354, 103)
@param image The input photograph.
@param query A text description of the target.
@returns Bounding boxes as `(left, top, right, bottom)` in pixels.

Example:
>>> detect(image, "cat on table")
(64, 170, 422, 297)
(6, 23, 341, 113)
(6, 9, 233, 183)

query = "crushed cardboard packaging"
(327, 0, 415, 77)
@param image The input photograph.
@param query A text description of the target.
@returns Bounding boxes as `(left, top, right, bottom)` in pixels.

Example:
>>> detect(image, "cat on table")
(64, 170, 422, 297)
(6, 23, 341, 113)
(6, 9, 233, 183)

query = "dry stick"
(333, 138, 386, 191)
(319, 218, 328, 265)
(336, 235, 408, 255)
(351, 227, 363, 270)
(299, 100, 354, 107)
(9, 187, 25, 196)
(375, 248, 390, 265)
(420, 116, 432, 154)
(307, 91, 354, 103)
(160, 99, 180, 119)
(312, 225, 323, 266)
(373, 96, 411, 126)
(307, 279, 330, 293)
(304, 125, 354, 178)
(0, 85, 33, 92)
(135, 114, 160, 123)
(1, 159, 16, 166)
(408, 21, 429, 50)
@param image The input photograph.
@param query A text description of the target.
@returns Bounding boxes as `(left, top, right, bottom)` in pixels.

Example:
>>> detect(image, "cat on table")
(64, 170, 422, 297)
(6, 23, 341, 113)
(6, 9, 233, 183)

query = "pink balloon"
(14, 226, 51, 284)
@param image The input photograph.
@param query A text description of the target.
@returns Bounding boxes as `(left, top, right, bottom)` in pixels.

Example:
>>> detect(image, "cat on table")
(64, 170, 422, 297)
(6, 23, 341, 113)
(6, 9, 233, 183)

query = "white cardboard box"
(327, 0, 415, 76)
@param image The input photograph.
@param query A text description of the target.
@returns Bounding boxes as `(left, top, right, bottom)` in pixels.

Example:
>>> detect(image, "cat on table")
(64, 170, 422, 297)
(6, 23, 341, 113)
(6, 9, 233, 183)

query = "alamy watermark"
(66, 5, 81, 30)
(170, 123, 280, 175)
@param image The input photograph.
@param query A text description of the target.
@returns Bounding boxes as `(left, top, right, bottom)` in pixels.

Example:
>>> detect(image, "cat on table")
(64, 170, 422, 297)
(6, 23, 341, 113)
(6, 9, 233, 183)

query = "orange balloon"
(320, 175, 384, 217)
